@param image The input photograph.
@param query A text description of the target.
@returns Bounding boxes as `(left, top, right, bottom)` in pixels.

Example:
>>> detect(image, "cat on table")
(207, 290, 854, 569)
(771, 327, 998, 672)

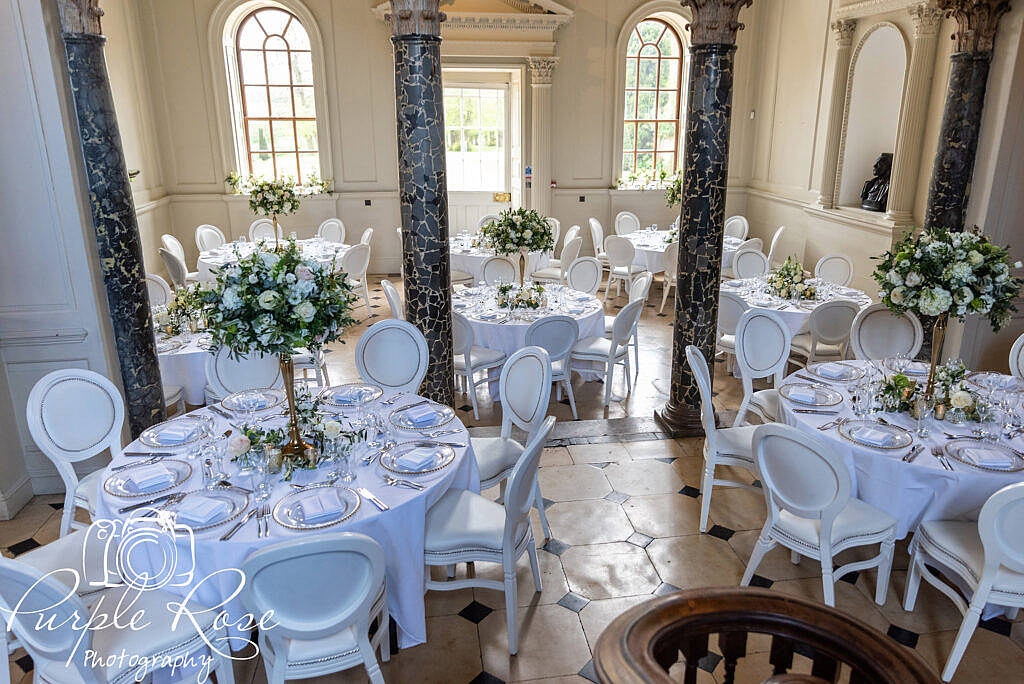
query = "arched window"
(621, 18, 684, 176)
(235, 7, 319, 182)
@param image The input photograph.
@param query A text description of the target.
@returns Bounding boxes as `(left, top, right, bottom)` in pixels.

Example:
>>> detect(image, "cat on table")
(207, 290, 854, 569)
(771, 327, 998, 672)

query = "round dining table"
(93, 391, 480, 650)
(197, 238, 350, 283)
(623, 230, 744, 273)
(156, 332, 213, 406)
(720, 276, 873, 337)
(449, 234, 549, 284)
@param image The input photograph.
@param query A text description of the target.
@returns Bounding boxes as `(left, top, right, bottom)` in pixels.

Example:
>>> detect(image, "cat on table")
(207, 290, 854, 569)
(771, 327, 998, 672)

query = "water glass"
(332, 438, 356, 482)
(914, 395, 931, 438)
(975, 400, 999, 442)
(250, 448, 272, 501)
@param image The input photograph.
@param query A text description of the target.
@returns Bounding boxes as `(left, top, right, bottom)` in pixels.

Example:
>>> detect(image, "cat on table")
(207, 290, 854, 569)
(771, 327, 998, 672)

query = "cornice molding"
(836, 0, 935, 20)
(373, 1, 572, 33)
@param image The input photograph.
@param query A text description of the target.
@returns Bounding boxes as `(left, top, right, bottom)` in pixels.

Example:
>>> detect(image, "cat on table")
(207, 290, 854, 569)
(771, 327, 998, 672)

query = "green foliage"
(767, 256, 817, 300)
(478, 208, 555, 255)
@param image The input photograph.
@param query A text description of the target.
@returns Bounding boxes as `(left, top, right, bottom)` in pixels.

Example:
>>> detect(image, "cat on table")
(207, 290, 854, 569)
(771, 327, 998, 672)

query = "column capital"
(387, 0, 451, 38)
(937, 0, 1011, 53)
(57, 0, 103, 36)
(527, 57, 559, 85)
(681, 0, 755, 46)
(831, 19, 857, 47)
(909, 4, 945, 37)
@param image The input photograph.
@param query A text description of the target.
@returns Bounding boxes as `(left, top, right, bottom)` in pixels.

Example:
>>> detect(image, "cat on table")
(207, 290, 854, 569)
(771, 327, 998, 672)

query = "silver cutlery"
(216, 481, 253, 494)
(357, 487, 389, 511)
(433, 441, 467, 448)
(112, 456, 162, 471)
(221, 508, 257, 541)
(381, 393, 407, 406)
(260, 504, 271, 538)
(817, 416, 848, 431)
(141, 492, 186, 517)
(902, 444, 924, 463)
(792, 408, 839, 415)
(207, 404, 233, 420)
(123, 451, 172, 458)
(119, 493, 177, 513)
(794, 374, 830, 386)
(363, 450, 382, 465)
(931, 447, 952, 471)
(382, 475, 424, 490)
(396, 399, 431, 411)
(423, 428, 462, 438)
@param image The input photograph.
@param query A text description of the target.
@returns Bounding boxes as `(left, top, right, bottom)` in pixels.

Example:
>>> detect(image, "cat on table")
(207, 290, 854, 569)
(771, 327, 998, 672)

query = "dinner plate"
(166, 487, 249, 531)
(779, 383, 843, 407)
(806, 362, 865, 382)
(156, 339, 183, 353)
(837, 419, 913, 450)
(320, 383, 384, 408)
(380, 441, 456, 475)
(222, 388, 286, 414)
(273, 485, 361, 530)
(389, 402, 456, 431)
(966, 372, 1024, 393)
(944, 439, 1024, 472)
(139, 415, 207, 448)
(104, 459, 192, 498)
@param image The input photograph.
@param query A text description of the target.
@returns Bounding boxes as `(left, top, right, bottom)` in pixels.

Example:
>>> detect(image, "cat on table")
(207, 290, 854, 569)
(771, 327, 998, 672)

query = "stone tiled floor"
(5, 276, 1024, 683)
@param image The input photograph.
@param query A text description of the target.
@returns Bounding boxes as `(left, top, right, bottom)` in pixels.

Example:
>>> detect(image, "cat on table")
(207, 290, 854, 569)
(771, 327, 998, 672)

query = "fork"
(382, 475, 424, 490)
(931, 446, 952, 471)
(381, 392, 407, 406)
(423, 428, 462, 438)
(140, 492, 186, 517)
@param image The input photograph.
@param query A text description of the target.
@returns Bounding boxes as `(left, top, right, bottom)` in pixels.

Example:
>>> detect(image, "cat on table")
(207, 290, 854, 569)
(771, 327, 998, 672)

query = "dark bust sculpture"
(861, 153, 892, 212)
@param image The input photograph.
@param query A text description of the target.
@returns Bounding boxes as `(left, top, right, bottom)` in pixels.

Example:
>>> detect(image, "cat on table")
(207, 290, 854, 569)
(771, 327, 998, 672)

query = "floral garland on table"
(873, 227, 1022, 330)
(766, 256, 818, 300)
(496, 283, 545, 310)
(478, 208, 555, 255)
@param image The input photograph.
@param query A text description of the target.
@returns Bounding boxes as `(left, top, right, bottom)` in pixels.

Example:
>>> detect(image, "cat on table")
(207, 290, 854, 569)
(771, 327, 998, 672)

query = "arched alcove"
(837, 24, 907, 209)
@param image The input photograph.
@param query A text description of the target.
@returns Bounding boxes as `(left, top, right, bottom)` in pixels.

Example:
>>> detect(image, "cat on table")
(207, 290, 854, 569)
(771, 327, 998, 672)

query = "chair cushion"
(472, 436, 524, 483)
(750, 389, 779, 422)
(604, 316, 614, 334)
(424, 488, 508, 554)
(611, 265, 645, 276)
(451, 269, 474, 284)
(73, 468, 104, 515)
(717, 334, 736, 352)
(531, 267, 562, 281)
(547, 258, 562, 269)
(711, 424, 759, 462)
(551, 358, 569, 378)
(163, 384, 183, 406)
(572, 336, 625, 360)
(776, 498, 897, 550)
(455, 346, 506, 371)
(790, 333, 844, 358)
(917, 520, 1024, 596)
(19, 528, 120, 595)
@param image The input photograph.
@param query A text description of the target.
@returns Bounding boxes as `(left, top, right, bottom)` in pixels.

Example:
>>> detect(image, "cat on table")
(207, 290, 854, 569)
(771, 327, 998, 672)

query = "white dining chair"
(731, 248, 770, 280)
(742, 423, 897, 608)
(425, 416, 555, 655)
(724, 215, 749, 240)
(481, 255, 517, 286)
(359, 227, 374, 245)
(659, 241, 679, 314)
(571, 298, 644, 406)
(566, 257, 603, 296)
(471, 346, 554, 539)
(531, 237, 582, 284)
(145, 273, 172, 307)
(588, 218, 608, 270)
(240, 533, 389, 684)
(545, 225, 581, 272)
(849, 303, 923, 361)
(0, 556, 236, 684)
(685, 345, 759, 533)
(250, 217, 281, 243)
(716, 290, 749, 372)
(546, 217, 561, 246)
(1011, 333, 1024, 380)
(605, 273, 652, 380)
(204, 347, 284, 403)
(453, 312, 507, 419)
(380, 278, 404, 319)
(26, 370, 124, 537)
(814, 254, 855, 286)
(904, 482, 1024, 681)
(733, 308, 793, 427)
(318, 218, 346, 243)
(767, 225, 787, 268)
(355, 320, 428, 394)
(614, 210, 641, 235)
(340, 243, 372, 314)
(526, 315, 580, 420)
(293, 346, 332, 389)
(735, 236, 763, 254)
(451, 268, 474, 287)
(478, 213, 500, 230)
(195, 224, 227, 251)
(603, 235, 644, 301)
(158, 247, 191, 289)
(161, 233, 187, 263)
(790, 299, 859, 366)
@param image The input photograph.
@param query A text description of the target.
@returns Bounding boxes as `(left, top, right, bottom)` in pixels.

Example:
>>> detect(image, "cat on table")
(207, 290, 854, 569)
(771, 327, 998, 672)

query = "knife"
(207, 404, 233, 419)
(903, 444, 924, 462)
(794, 374, 830, 386)
(357, 487, 390, 511)
(221, 509, 258, 541)
(119, 493, 177, 513)
(396, 399, 431, 411)
(123, 451, 172, 458)
(433, 441, 467, 448)
(792, 408, 839, 415)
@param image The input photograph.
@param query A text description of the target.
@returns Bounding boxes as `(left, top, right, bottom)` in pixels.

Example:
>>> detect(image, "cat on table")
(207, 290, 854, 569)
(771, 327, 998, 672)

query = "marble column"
(389, 0, 454, 406)
(886, 4, 944, 227)
(818, 19, 857, 210)
(924, 0, 1011, 232)
(656, 0, 754, 437)
(58, 0, 164, 436)
(528, 57, 558, 217)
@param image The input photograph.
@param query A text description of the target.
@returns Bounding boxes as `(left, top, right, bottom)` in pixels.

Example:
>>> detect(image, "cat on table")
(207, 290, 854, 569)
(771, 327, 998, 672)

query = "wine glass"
(914, 395, 931, 438)
(250, 447, 272, 502)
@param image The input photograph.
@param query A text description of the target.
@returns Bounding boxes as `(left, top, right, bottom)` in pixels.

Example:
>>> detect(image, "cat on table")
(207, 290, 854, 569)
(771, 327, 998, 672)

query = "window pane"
(284, 21, 310, 50)
(444, 87, 507, 191)
(251, 152, 273, 178)
(446, 129, 461, 152)
(444, 96, 460, 125)
(239, 51, 265, 84)
(624, 92, 636, 119)
(659, 32, 679, 57)
(265, 35, 288, 51)
(244, 86, 269, 116)
(637, 122, 655, 151)
(295, 120, 318, 150)
(291, 52, 313, 85)
(625, 58, 637, 89)
(461, 97, 478, 127)
(638, 58, 658, 88)
(637, 91, 656, 120)
(636, 152, 654, 172)
(272, 120, 295, 151)
(298, 153, 319, 183)
(275, 152, 298, 180)
(481, 97, 499, 128)
(623, 123, 635, 150)
(659, 59, 679, 89)
(238, 20, 265, 49)
(465, 130, 479, 152)
(639, 44, 659, 59)
(656, 152, 675, 172)
(627, 31, 642, 56)
(257, 9, 290, 35)
(269, 86, 293, 116)
(248, 120, 271, 151)
(657, 122, 676, 151)
(293, 87, 315, 116)
(658, 91, 677, 119)
(622, 153, 632, 175)
(266, 51, 290, 84)
(638, 20, 662, 44)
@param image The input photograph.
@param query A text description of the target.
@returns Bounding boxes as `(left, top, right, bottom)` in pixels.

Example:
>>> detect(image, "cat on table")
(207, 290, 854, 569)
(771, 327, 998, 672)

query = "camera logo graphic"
(112, 511, 196, 591)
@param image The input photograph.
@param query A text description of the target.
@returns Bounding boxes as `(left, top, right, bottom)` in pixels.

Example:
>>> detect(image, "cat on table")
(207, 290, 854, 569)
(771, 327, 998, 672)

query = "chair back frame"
(604, 235, 636, 270)
(546, 217, 561, 246)
(498, 346, 552, 441)
(145, 274, 172, 307)
(195, 224, 226, 251)
(611, 299, 645, 354)
(502, 417, 556, 561)
(558, 237, 583, 280)
(158, 247, 188, 288)
(1009, 333, 1024, 380)
(478, 214, 500, 230)
(562, 225, 581, 249)
(205, 348, 284, 398)
(566, 257, 602, 295)
(161, 233, 187, 263)
(663, 241, 679, 279)
(849, 304, 923, 361)
(808, 299, 860, 351)
(588, 218, 605, 257)
(249, 218, 280, 243)
(614, 211, 641, 236)
(359, 227, 374, 245)
(732, 248, 769, 279)
(814, 253, 855, 287)
(978, 482, 1024, 577)
(380, 279, 403, 319)
(724, 216, 749, 240)
(341, 243, 371, 280)
(355, 320, 429, 394)
(734, 309, 793, 426)
(318, 218, 346, 243)
(525, 316, 579, 368)
(481, 256, 516, 285)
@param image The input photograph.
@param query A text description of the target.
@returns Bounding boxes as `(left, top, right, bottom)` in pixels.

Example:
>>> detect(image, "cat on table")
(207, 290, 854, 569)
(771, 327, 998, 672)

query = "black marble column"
(63, 33, 165, 436)
(656, 44, 738, 437)
(391, 31, 455, 406)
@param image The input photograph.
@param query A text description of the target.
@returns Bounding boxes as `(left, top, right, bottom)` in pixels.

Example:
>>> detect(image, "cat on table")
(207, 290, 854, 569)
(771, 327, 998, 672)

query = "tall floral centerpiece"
(873, 227, 1022, 398)
(201, 238, 356, 463)
(226, 172, 330, 250)
(478, 207, 555, 286)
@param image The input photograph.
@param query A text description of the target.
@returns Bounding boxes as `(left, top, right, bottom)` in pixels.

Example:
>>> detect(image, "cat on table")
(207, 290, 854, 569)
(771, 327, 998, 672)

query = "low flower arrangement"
(879, 373, 918, 413)
(616, 166, 682, 197)
(478, 208, 555, 256)
(767, 256, 817, 300)
(496, 282, 546, 310)
(878, 359, 980, 420)
(666, 226, 678, 243)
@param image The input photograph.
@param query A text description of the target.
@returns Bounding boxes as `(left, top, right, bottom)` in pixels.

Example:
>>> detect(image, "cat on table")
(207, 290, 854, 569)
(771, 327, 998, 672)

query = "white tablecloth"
(623, 231, 744, 273)
(720, 277, 872, 337)
(722, 235, 743, 270)
(450, 247, 549, 284)
(197, 240, 350, 283)
(157, 333, 212, 405)
(779, 361, 1024, 539)
(93, 393, 480, 651)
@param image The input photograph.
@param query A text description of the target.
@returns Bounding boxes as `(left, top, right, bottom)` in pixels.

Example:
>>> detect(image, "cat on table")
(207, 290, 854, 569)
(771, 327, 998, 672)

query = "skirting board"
(0, 474, 33, 520)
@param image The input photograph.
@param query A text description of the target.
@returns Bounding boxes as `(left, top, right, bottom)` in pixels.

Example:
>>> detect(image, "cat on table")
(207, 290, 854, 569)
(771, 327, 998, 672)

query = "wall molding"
(835, 0, 935, 20)
(371, 2, 573, 34)
(0, 328, 90, 349)
(0, 475, 33, 521)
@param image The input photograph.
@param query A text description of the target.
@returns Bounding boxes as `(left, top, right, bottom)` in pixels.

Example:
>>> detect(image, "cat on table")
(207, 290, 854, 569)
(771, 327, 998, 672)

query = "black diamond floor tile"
(579, 659, 599, 683)
(557, 591, 590, 613)
(697, 651, 723, 673)
(458, 600, 493, 624)
(48, 502, 64, 510)
(542, 497, 556, 509)
(679, 485, 700, 498)
(542, 538, 570, 556)
(752, 479, 763, 488)
(887, 624, 919, 648)
(469, 672, 504, 684)
(604, 490, 629, 504)
(458, 404, 473, 412)
(653, 582, 680, 596)
(654, 456, 676, 464)
(707, 524, 735, 541)
(14, 654, 33, 673)
(627, 531, 654, 548)
(8, 538, 41, 556)
(839, 571, 860, 585)
(979, 616, 1013, 636)
(749, 574, 774, 588)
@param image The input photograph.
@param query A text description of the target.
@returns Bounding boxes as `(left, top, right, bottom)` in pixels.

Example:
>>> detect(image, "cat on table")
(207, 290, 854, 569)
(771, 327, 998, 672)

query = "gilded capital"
(527, 57, 559, 85)
(58, 0, 103, 35)
(387, 0, 452, 38)
(937, 0, 1011, 53)
(909, 4, 945, 37)
(681, 0, 755, 46)
(831, 19, 857, 47)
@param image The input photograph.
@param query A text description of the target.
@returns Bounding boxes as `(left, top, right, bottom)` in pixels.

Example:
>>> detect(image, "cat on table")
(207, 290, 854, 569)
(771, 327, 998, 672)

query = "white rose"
(890, 286, 905, 305)
(227, 435, 251, 457)
(261, 252, 281, 269)
(967, 250, 984, 266)
(905, 272, 922, 287)
(949, 390, 973, 410)
(294, 301, 316, 322)
(258, 290, 279, 310)
(886, 270, 903, 286)
(322, 420, 342, 439)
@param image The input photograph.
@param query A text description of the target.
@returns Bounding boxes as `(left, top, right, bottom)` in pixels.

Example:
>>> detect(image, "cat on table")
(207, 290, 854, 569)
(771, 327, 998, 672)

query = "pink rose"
(295, 265, 314, 281)
(227, 435, 251, 457)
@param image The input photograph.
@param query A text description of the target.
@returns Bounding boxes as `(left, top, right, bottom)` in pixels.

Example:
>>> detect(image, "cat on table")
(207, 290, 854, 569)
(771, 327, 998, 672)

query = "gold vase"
(279, 355, 311, 460)
(518, 251, 527, 287)
(924, 313, 949, 400)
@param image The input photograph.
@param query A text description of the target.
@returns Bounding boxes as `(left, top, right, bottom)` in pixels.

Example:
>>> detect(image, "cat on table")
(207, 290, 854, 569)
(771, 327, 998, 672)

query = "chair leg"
(504, 567, 519, 655)
(903, 550, 924, 611)
(943, 598, 985, 682)
(875, 539, 895, 605)
(821, 559, 836, 607)
(602, 277, 611, 302)
(603, 364, 613, 406)
(741, 530, 775, 586)
(532, 481, 551, 541)
(1007, 607, 1020, 620)
(790, 550, 800, 564)
(564, 380, 579, 420)
(527, 539, 543, 592)
(363, 281, 372, 315)
(623, 357, 632, 395)
(698, 463, 715, 533)
(468, 371, 480, 420)
(359, 636, 386, 684)
(379, 596, 391, 662)
(268, 657, 288, 684)
(660, 282, 670, 314)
